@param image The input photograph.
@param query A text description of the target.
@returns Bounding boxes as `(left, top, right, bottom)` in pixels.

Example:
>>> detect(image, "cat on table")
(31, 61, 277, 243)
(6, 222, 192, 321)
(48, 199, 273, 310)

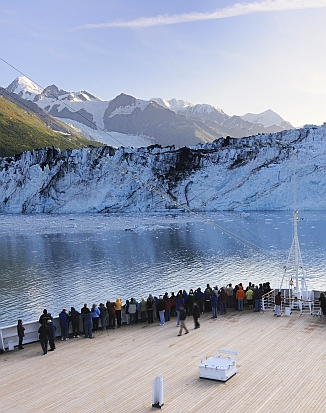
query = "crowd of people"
(16, 281, 326, 354)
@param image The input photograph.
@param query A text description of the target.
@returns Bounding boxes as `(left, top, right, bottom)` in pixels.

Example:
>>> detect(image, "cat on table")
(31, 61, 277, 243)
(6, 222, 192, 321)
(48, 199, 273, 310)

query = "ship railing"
(282, 297, 316, 316)
(261, 290, 319, 316)
(261, 290, 276, 313)
(0, 309, 130, 352)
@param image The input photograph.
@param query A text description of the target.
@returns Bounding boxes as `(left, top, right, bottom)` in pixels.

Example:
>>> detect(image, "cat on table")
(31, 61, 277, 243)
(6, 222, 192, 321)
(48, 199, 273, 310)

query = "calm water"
(1, 211, 325, 326)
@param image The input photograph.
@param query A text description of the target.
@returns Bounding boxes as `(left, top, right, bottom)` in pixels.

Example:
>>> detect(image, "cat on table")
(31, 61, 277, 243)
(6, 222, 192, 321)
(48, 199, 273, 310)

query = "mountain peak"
(241, 109, 292, 128)
(7, 76, 43, 99)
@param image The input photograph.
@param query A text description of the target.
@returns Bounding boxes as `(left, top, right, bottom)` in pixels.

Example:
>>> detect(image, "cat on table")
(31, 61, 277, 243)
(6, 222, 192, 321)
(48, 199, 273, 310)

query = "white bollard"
(152, 375, 164, 409)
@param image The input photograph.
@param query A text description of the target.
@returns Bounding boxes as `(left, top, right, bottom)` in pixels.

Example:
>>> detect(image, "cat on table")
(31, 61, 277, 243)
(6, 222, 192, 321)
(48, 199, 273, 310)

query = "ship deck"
(0, 309, 325, 413)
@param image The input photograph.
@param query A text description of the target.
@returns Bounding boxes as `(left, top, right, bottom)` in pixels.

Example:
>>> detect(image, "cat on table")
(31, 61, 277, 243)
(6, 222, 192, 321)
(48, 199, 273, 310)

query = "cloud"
(75, 0, 326, 30)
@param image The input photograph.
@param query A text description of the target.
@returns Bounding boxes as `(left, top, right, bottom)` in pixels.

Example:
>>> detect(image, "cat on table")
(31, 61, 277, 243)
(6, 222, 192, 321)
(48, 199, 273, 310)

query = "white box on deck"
(199, 349, 238, 382)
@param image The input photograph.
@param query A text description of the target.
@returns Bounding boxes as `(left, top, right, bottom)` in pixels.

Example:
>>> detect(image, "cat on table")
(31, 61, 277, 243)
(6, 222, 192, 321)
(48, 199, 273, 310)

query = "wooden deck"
(0, 310, 325, 412)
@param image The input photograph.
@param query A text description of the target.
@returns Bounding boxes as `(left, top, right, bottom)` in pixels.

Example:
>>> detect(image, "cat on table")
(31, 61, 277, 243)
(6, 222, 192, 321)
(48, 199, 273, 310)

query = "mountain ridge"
(6, 76, 295, 148)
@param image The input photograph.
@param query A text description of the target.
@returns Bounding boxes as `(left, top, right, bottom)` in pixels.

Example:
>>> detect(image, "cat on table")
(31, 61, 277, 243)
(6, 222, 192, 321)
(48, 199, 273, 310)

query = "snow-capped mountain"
(151, 98, 293, 135)
(5, 77, 294, 148)
(241, 109, 292, 129)
(6, 76, 43, 100)
(1, 124, 325, 213)
(151, 97, 227, 122)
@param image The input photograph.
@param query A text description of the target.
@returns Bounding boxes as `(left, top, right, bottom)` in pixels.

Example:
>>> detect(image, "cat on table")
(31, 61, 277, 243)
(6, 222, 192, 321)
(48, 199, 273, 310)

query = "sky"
(1, 0, 326, 127)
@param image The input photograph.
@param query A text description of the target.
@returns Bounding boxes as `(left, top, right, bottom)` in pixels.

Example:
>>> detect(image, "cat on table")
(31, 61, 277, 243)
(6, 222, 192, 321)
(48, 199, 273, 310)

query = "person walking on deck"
(178, 305, 189, 336)
(175, 292, 184, 327)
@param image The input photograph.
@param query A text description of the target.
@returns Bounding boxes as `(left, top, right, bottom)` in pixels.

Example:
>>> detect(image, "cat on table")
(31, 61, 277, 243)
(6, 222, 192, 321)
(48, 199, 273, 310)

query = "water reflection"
(1, 211, 325, 326)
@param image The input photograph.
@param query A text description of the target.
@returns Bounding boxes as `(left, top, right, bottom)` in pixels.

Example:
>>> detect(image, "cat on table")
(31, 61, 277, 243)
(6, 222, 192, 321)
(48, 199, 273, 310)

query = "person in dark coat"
(193, 301, 201, 329)
(157, 295, 166, 326)
(47, 319, 56, 351)
(219, 288, 228, 315)
(210, 292, 218, 318)
(318, 292, 326, 315)
(59, 309, 69, 340)
(82, 307, 93, 338)
(146, 294, 154, 324)
(194, 288, 204, 313)
(17, 319, 25, 350)
(39, 309, 51, 325)
(177, 305, 189, 336)
(106, 300, 116, 328)
(70, 307, 80, 338)
(38, 321, 51, 355)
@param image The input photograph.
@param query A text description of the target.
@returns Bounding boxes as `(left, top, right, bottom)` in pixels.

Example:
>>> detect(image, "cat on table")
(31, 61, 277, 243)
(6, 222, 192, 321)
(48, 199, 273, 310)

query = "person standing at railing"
(254, 285, 263, 312)
(236, 284, 245, 311)
(318, 292, 326, 316)
(47, 319, 56, 351)
(59, 309, 69, 340)
(17, 319, 25, 350)
(246, 287, 254, 310)
(274, 292, 282, 317)
(210, 292, 218, 318)
(38, 320, 50, 355)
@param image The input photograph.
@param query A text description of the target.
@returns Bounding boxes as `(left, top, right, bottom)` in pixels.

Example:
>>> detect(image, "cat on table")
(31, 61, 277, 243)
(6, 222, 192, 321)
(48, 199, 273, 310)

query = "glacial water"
(1, 211, 325, 326)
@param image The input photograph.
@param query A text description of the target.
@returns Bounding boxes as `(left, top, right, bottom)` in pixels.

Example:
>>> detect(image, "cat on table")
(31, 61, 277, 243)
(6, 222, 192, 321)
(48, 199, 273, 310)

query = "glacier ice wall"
(0, 125, 326, 213)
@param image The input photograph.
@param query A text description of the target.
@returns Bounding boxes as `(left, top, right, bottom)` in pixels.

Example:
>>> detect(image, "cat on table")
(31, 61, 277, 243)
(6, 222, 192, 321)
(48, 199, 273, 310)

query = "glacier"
(0, 124, 326, 214)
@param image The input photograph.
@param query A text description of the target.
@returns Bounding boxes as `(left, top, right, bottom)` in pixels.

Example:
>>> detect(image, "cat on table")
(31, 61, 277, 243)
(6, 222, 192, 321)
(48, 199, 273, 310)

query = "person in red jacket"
(106, 300, 116, 329)
(274, 291, 282, 317)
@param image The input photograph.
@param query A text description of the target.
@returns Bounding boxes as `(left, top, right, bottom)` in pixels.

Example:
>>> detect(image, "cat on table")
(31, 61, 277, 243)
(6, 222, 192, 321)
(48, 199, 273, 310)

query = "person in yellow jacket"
(236, 284, 245, 311)
(246, 288, 254, 310)
(115, 298, 122, 327)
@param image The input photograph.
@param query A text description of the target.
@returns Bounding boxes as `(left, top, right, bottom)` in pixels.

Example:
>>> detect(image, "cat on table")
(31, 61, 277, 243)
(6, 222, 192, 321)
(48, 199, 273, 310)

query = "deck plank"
(0, 310, 325, 412)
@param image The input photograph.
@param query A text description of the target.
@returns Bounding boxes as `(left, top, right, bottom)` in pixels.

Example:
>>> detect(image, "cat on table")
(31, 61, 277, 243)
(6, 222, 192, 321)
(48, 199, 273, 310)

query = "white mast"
(281, 209, 308, 300)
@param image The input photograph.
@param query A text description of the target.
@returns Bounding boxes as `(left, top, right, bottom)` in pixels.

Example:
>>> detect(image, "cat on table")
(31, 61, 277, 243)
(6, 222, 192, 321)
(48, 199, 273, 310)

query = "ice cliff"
(0, 125, 325, 213)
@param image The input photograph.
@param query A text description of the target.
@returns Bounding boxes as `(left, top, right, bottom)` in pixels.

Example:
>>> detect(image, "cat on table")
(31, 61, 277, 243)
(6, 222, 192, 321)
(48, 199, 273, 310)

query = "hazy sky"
(1, 0, 326, 126)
